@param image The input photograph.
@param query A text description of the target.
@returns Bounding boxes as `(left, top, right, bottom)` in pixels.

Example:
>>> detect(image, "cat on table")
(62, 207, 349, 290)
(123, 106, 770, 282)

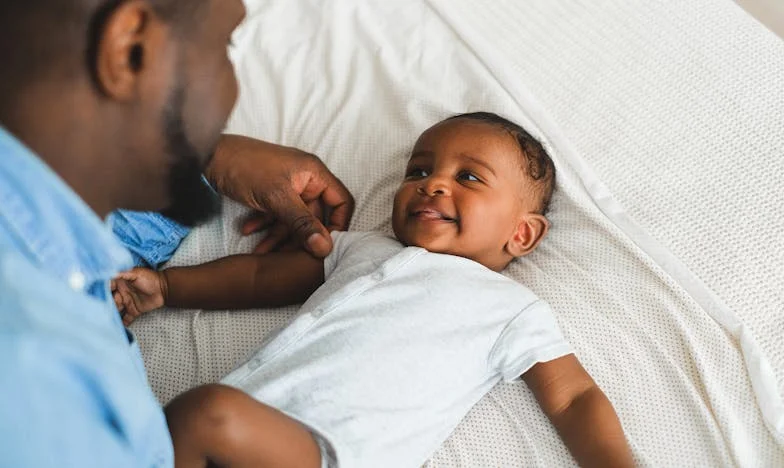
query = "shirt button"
(68, 271, 86, 291)
(371, 271, 384, 281)
(248, 357, 262, 370)
(313, 308, 325, 317)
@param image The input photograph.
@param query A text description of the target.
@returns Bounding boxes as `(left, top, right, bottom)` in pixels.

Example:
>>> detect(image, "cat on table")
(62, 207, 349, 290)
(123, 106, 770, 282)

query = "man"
(0, 0, 353, 466)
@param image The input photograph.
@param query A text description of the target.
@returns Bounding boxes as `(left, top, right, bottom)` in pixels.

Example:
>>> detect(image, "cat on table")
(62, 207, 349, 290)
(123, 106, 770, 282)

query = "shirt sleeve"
(489, 300, 574, 382)
(323, 231, 374, 278)
(108, 210, 191, 269)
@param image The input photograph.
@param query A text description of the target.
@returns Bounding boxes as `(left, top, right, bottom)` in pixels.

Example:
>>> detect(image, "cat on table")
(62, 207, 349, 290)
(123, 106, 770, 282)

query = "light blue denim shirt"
(0, 126, 174, 467)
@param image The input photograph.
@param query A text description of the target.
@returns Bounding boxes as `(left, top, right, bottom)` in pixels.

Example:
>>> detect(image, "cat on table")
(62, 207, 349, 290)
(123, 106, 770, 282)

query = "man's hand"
(206, 134, 355, 258)
(111, 268, 168, 326)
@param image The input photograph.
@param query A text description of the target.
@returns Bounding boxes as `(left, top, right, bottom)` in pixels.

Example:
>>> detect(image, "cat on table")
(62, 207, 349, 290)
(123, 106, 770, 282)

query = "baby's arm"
(113, 251, 325, 321)
(522, 355, 634, 468)
(162, 251, 325, 310)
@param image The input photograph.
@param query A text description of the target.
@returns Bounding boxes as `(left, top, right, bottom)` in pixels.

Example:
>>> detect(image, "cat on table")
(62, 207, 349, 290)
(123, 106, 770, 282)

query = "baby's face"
(392, 119, 543, 271)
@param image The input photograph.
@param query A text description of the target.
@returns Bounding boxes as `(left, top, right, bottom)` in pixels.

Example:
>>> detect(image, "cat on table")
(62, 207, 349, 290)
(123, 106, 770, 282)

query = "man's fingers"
(240, 211, 274, 236)
(278, 237, 301, 252)
(306, 199, 324, 224)
(252, 224, 289, 254)
(296, 158, 354, 232)
(326, 199, 354, 232)
(251, 193, 330, 254)
(271, 190, 331, 257)
(314, 172, 355, 232)
(241, 218, 266, 236)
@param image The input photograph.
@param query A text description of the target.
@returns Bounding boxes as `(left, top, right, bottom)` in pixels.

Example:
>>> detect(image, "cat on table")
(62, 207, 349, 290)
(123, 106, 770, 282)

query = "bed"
(132, 0, 784, 465)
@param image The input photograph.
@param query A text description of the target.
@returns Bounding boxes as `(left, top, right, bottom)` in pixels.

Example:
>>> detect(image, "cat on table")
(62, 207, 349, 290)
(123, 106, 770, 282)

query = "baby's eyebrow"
(459, 153, 496, 176)
(409, 150, 434, 160)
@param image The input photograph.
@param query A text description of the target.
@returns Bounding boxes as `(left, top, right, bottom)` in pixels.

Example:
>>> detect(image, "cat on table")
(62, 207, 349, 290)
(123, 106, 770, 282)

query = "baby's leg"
(165, 384, 321, 468)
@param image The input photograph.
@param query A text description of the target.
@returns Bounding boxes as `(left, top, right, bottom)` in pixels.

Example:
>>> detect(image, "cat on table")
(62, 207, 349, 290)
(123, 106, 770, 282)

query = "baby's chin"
(394, 235, 496, 268)
(394, 232, 451, 253)
(399, 236, 515, 272)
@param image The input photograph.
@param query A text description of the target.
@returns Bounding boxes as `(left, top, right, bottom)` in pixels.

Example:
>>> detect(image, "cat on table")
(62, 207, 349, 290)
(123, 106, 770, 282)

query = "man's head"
(0, 0, 246, 225)
(392, 112, 556, 271)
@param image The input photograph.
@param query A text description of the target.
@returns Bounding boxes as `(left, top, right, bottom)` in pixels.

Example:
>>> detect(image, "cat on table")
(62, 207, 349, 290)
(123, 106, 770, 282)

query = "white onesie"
(222, 231, 572, 468)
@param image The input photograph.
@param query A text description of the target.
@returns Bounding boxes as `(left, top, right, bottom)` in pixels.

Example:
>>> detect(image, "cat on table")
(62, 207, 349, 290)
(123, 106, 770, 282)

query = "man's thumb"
(278, 195, 332, 257)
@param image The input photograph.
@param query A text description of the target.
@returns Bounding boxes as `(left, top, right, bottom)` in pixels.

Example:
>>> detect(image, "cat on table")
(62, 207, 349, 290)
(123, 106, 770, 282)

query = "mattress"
(132, 0, 784, 465)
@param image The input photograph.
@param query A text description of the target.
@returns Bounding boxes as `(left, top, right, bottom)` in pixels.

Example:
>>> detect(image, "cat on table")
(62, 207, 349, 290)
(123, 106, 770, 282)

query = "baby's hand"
(111, 268, 167, 326)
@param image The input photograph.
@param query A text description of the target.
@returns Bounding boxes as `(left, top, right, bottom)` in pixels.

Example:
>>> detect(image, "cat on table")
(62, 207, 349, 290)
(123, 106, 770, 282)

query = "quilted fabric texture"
(132, 0, 783, 466)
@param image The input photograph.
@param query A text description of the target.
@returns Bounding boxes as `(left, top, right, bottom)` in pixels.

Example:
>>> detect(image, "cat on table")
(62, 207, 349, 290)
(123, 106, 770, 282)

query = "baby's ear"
(506, 214, 549, 257)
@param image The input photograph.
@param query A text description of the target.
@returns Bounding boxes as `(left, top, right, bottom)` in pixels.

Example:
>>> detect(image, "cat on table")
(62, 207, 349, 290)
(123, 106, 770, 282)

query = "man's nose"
(417, 175, 451, 196)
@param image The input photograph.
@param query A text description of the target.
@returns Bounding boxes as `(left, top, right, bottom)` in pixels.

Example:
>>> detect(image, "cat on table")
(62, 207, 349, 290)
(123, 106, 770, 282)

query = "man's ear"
(505, 214, 550, 257)
(93, 1, 166, 100)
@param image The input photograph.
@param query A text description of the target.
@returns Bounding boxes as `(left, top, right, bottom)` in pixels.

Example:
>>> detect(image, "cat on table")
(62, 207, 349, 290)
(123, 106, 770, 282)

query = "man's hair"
(446, 112, 556, 215)
(0, 0, 207, 98)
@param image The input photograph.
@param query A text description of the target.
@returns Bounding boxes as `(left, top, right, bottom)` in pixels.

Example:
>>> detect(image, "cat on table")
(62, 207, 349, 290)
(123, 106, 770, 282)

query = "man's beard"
(159, 86, 222, 227)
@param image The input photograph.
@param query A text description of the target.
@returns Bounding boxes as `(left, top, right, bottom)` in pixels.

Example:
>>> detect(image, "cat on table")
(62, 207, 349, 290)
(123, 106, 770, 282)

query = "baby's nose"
(418, 176, 451, 196)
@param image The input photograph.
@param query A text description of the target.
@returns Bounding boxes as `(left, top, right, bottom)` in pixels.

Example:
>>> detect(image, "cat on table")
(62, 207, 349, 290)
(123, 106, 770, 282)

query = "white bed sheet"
(133, 0, 784, 466)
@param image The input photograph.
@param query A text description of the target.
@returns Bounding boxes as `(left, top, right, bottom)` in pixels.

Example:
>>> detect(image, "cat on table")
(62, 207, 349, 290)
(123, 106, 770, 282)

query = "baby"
(114, 113, 633, 468)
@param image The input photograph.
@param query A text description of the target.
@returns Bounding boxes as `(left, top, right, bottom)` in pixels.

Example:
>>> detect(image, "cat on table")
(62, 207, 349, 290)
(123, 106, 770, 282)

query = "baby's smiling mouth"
(411, 208, 458, 223)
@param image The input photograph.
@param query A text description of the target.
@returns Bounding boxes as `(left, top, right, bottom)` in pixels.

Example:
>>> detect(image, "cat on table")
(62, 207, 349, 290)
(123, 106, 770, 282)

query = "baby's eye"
(405, 168, 429, 179)
(458, 171, 480, 182)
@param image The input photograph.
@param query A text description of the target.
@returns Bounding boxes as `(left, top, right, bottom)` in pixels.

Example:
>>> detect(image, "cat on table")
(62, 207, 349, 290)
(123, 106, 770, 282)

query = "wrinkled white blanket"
(133, 0, 784, 465)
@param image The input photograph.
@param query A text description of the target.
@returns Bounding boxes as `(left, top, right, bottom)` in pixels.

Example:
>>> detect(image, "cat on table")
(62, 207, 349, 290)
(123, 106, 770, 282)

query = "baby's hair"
(446, 112, 556, 215)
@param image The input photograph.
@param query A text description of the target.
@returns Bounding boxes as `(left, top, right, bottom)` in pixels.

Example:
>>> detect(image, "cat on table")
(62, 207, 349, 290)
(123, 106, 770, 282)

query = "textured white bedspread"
(133, 1, 784, 466)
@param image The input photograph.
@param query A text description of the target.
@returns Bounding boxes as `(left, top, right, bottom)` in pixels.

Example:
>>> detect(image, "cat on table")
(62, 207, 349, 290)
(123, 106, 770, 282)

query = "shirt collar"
(0, 126, 132, 291)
